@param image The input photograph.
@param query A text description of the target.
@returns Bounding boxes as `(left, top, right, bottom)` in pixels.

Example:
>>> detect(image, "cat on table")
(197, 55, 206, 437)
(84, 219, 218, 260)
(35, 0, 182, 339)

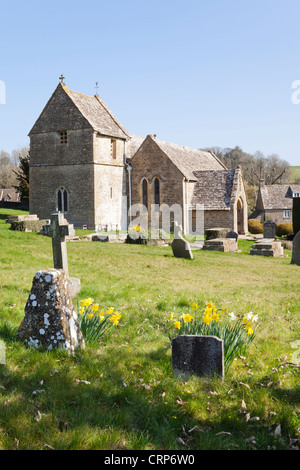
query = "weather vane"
(59, 74, 65, 83)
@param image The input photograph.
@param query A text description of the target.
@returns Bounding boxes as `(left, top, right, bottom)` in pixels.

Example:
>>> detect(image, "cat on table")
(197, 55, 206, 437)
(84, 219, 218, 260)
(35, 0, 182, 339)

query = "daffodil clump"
(77, 298, 122, 344)
(168, 302, 258, 369)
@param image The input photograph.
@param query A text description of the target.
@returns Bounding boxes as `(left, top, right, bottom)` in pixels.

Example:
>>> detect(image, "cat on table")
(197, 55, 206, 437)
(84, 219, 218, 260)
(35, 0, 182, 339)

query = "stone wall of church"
(29, 163, 95, 228)
(29, 129, 96, 228)
(93, 134, 128, 230)
(94, 164, 128, 231)
(130, 138, 185, 230)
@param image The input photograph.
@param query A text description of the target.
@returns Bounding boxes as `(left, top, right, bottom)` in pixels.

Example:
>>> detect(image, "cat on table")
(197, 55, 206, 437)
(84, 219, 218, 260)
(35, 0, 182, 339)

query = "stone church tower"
(29, 79, 130, 230)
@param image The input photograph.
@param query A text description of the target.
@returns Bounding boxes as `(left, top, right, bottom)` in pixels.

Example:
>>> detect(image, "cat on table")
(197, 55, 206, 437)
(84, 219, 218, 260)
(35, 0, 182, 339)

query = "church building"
(28, 78, 248, 235)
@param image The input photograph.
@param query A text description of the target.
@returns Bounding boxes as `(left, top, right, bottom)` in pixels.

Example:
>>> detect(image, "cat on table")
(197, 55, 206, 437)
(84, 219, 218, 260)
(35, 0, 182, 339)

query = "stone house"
(250, 180, 300, 224)
(28, 79, 248, 235)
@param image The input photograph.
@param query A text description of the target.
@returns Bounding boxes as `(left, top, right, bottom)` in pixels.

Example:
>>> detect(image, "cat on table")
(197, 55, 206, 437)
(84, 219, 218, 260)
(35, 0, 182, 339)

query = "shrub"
(248, 219, 263, 234)
(276, 223, 293, 237)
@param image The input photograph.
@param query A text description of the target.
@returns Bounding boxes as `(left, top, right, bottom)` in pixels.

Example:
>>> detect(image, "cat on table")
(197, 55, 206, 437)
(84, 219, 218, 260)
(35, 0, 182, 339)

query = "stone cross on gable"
(43, 212, 74, 276)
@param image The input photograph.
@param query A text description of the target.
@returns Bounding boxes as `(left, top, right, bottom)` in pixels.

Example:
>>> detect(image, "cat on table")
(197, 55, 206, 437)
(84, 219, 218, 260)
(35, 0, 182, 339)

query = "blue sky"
(1, 0, 300, 165)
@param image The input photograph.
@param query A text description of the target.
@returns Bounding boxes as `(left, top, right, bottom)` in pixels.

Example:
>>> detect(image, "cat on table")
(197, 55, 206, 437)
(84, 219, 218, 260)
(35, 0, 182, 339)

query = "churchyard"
(0, 208, 299, 450)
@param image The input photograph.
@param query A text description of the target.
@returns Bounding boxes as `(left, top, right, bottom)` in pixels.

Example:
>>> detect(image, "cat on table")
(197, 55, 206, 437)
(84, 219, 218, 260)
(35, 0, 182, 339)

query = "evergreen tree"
(13, 151, 30, 200)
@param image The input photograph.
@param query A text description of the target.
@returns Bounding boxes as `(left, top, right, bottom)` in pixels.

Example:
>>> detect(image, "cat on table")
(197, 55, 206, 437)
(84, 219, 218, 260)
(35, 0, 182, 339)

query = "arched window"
(57, 187, 68, 213)
(154, 178, 160, 206)
(142, 179, 148, 210)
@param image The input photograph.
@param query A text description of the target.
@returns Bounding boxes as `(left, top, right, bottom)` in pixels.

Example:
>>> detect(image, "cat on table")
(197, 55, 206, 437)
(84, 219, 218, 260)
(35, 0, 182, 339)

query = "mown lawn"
(0, 208, 299, 451)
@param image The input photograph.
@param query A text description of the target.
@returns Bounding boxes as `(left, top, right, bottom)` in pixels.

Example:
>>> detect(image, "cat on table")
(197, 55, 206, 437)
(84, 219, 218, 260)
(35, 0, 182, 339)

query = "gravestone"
(202, 238, 238, 253)
(226, 230, 238, 242)
(172, 335, 224, 379)
(205, 228, 229, 240)
(43, 212, 80, 298)
(250, 240, 283, 257)
(263, 219, 276, 240)
(17, 269, 85, 353)
(171, 222, 193, 259)
(291, 230, 300, 265)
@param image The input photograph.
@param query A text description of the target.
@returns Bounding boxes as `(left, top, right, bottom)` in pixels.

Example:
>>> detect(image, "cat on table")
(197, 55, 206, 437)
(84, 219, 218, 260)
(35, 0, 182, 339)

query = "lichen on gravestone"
(17, 269, 85, 353)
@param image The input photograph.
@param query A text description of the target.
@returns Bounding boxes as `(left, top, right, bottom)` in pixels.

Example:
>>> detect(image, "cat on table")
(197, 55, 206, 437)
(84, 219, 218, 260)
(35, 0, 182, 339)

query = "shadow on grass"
(0, 334, 297, 450)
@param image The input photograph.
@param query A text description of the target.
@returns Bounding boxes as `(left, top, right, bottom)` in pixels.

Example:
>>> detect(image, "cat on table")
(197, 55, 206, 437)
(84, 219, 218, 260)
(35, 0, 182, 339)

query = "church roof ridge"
(147, 135, 227, 180)
(64, 85, 130, 140)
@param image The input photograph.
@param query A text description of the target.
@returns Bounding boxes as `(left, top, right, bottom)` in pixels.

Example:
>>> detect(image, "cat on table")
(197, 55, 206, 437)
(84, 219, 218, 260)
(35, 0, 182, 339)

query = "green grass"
(290, 166, 300, 183)
(0, 208, 299, 450)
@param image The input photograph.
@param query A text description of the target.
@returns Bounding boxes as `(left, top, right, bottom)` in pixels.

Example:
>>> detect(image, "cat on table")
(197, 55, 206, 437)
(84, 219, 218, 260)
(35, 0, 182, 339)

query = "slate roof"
(128, 134, 145, 159)
(190, 169, 238, 210)
(29, 83, 130, 140)
(65, 87, 130, 140)
(148, 137, 226, 180)
(260, 184, 300, 210)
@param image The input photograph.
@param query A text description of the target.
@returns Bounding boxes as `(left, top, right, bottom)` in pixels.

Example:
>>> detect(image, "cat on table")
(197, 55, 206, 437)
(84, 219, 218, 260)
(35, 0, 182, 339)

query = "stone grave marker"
(263, 219, 276, 240)
(172, 335, 224, 379)
(226, 230, 238, 242)
(291, 230, 300, 265)
(250, 240, 283, 257)
(171, 222, 193, 259)
(17, 269, 85, 353)
(43, 212, 80, 298)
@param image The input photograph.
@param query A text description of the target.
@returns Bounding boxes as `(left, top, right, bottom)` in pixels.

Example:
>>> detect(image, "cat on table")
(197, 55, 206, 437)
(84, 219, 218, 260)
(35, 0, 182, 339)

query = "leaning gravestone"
(43, 212, 80, 298)
(17, 269, 85, 353)
(171, 222, 193, 259)
(172, 335, 224, 379)
(291, 230, 300, 266)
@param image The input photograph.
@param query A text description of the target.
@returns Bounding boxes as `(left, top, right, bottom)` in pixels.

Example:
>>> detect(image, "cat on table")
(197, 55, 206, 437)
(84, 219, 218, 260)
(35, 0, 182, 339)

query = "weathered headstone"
(171, 222, 193, 259)
(43, 212, 80, 298)
(250, 240, 283, 257)
(291, 230, 300, 265)
(172, 335, 224, 379)
(17, 269, 85, 353)
(263, 219, 276, 240)
(205, 228, 230, 240)
(202, 237, 238, 252)
(226, 230, 238, 242)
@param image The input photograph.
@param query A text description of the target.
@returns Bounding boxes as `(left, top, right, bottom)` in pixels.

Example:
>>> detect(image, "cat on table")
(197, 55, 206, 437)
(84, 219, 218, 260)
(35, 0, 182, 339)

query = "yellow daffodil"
(182, 313, 193, 323)
(87, 313, 94, 319)
(222, 307, 227, 313)
(169, 313, 175, 320)
(109, 313, 121, 326)
(204, 307, 212, 316)
(212, 312, 220, 322)
(174, 320, 181, 330)
(80, 298, 94, 308)
(92, 304, 99, 312)
(203, 315, 212, 325)
(79, 306, 84, 314)
(107, 307, 114, 315)
(191, 302, 199, 310)
(206, 302, 214, 309)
